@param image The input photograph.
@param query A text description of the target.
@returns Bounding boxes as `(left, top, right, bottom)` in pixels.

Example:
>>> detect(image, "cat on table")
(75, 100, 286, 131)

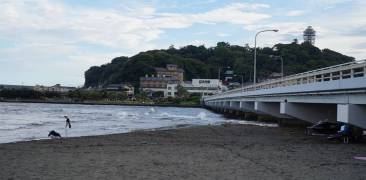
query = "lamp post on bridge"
(254, 29, 279, 85)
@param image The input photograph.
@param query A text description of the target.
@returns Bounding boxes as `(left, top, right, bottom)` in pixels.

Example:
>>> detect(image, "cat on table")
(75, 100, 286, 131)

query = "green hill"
(84, 42, 354, 88)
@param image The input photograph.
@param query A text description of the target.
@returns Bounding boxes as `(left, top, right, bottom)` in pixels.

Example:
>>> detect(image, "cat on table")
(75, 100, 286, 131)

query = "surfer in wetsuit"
(64, 116, 71, 128)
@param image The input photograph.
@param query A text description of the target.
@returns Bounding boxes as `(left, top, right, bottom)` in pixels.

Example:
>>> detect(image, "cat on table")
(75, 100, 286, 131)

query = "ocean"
(0, 102, 277, 143)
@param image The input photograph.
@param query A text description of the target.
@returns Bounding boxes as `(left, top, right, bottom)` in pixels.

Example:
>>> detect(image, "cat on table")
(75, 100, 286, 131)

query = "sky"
(1, 0, 366, 87)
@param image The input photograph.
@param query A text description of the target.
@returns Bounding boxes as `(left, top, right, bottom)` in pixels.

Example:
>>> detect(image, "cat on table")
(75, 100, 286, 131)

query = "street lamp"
(253, 29, 279, 85)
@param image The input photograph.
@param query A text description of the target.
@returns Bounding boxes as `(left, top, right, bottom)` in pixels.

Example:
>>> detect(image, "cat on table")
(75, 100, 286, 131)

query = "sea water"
(0, 102, 278, 143)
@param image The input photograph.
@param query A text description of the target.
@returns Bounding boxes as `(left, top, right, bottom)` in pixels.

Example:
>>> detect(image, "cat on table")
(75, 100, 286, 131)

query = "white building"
(34, 84, 76, 93)
(141, 78, 226, 98)
(164, 83, 178, 98)
(105, 84, 134, 96)
(182, 79, 226, 95)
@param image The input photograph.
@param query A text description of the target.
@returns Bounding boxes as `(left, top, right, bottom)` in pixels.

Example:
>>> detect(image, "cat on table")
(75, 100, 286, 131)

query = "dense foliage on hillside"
(84, 42, 354, 88)
(0, 89, 61, 99)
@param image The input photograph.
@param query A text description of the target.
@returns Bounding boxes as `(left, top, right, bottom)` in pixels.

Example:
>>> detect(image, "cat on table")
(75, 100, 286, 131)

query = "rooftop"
(155, 67, 184, 73)
(140, 76, 179, 81)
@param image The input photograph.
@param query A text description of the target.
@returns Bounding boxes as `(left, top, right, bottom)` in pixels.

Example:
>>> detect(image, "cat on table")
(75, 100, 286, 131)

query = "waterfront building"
(139, 65, 227, 98)
(155, 64, 184, 82)
(140, 76, 180, 89)
(139, 64, 183, 98)
(164, 83, 178, 98)
(34, 84, 76, 93)
(33, 85, 48, 92)
(182, 79, 227, 95)
(105, 83, 134, 96)
(140, 75, 180, 97)
(223, 69, 234, 84)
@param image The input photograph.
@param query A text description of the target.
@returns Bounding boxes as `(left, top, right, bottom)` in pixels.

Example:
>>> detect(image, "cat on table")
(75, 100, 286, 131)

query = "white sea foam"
(150, 107, 156, 113)
(226, 120, 279, 127)
(197, 112, 207, 120)
(117, 111, 128, 118)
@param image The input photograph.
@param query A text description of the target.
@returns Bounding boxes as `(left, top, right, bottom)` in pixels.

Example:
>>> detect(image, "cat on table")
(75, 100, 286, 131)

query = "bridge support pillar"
(224, 101, 230, 109)
(214, 101, 219, 108)
(337, 104, 366, 129)
(255, 102, 289, 118)
(219, 102, 222, 109)
(230, 101, 240, 110)
(240, 101, 255, 112)
(280, 102, 337, 123)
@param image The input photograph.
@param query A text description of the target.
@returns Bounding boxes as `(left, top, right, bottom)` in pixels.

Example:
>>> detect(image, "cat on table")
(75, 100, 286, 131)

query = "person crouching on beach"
(48, 130, 62, 139)
(65, 116, 71, 128)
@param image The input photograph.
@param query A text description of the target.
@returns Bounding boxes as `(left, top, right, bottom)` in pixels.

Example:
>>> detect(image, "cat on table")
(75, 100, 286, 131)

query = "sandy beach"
(1, 124, 366, 180)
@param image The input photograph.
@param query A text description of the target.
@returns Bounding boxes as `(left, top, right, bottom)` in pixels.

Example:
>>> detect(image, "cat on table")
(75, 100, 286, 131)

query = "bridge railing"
(206, 60, 366, 100)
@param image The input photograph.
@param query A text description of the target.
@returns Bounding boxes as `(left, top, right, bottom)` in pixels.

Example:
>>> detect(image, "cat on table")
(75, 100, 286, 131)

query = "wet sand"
(1, 124, 366, 180)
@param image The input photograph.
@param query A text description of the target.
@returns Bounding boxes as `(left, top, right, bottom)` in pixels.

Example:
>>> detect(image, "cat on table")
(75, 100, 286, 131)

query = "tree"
(176, 85, 189, 98)
(84, 42, 354, 88)
(292, 38, 298, 44)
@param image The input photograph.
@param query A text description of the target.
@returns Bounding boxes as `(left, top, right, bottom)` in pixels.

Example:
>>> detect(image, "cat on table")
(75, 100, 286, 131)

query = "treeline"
(0, 89, 201, 105)
(84, 41, 354, 88)
(0, 89, 129, 101)
(0, 89, 60, 99)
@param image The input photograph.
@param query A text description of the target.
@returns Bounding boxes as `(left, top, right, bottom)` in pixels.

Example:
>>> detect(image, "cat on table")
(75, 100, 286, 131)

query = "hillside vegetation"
(84, 42, 354, 88)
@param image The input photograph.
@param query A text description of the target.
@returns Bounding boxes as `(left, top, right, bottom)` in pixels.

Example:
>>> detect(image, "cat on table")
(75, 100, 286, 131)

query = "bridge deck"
(205, 60, 366, 101)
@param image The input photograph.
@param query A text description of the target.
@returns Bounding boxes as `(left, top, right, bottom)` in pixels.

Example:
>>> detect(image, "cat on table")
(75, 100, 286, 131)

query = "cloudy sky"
(1, 0, 365, 86)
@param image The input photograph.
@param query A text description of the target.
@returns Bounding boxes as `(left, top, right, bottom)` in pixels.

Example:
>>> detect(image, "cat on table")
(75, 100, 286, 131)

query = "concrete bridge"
(204, 60, 366, 129)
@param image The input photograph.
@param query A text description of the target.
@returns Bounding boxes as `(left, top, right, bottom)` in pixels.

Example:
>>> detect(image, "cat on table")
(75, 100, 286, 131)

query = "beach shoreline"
(1, 124, 366, 180)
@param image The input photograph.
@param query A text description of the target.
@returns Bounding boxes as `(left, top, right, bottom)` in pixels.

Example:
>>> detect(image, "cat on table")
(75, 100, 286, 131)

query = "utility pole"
(218, 68, 221, 80)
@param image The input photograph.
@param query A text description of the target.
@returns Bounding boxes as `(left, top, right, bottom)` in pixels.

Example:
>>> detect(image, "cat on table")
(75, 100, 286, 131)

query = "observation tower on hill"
(303, 26, 316, 45)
